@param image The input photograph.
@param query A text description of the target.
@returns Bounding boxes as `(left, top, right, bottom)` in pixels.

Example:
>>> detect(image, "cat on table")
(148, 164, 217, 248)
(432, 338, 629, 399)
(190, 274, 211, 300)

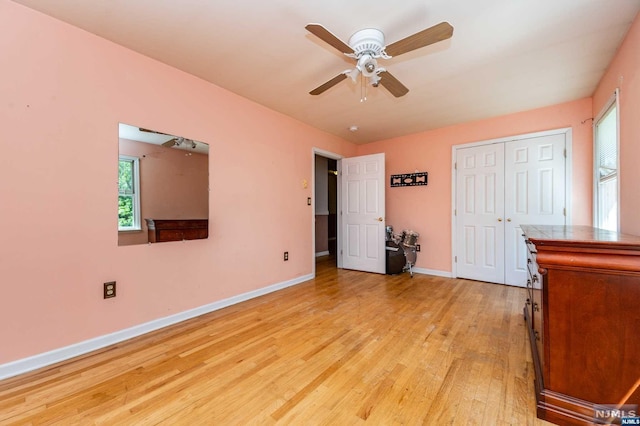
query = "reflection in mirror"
(118, 123, 209, 246)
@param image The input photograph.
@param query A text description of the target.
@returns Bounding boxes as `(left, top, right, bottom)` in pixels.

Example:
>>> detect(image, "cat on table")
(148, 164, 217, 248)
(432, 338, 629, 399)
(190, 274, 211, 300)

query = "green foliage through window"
(119, 195, 134, 227)
(118, 157, 138, 229)
(119, 160, 133, 192)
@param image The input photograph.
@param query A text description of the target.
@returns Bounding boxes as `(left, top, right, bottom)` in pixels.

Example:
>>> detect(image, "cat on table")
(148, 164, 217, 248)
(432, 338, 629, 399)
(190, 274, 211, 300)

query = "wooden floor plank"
(0, 257, 553, 425)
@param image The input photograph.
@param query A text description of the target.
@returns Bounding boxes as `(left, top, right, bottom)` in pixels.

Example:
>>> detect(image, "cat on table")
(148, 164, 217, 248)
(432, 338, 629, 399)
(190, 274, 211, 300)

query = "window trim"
(118, 155, 141, 232)
(593, 89, 620, 231)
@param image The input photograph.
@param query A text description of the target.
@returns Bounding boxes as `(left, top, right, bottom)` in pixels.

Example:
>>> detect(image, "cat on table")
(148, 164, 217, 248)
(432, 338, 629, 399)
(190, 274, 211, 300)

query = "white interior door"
(455, 143, 506, 283)
(454, 132, 567, 286)
(504, 134, 566, 286)
(341, 153, 386, 274)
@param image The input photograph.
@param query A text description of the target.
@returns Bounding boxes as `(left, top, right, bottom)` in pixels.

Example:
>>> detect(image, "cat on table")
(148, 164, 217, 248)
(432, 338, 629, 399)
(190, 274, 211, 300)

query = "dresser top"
(521, 225, 640, 251)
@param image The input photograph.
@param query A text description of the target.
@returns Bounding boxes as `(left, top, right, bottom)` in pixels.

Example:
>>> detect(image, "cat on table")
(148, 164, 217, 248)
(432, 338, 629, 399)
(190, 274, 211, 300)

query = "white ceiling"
(119, 123, 209, 154)
(13, 0, 640, 143)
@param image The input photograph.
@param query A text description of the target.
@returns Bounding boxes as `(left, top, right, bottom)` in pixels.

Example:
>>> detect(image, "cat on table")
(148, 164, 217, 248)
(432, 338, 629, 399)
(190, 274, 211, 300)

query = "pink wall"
(1, 0, 629, 368)
(593, 13, 640, 235)
(118, 139, 209, 246)
(356, 98, 593, 273)
(0, 0, 356, 364)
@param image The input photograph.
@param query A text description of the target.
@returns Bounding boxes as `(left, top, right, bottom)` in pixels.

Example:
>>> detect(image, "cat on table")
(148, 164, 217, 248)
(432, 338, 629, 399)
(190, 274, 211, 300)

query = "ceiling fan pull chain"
(360, 73, 367, 102)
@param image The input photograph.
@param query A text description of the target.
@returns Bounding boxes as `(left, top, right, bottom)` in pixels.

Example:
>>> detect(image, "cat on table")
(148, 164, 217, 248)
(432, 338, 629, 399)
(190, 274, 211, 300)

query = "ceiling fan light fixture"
(171, 137, 197, 149)
(357, 55, 378, 77)
(369, 72, 382, 87)
(306, 21, 453, 98)
(348, 67, 360, 82)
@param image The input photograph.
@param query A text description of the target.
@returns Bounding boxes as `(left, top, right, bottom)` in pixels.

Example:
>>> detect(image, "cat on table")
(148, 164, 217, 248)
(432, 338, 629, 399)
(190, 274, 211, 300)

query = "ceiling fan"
(162, 136, 197, 149)
(139, 128, 197, 149)
(306, 21, 453, 98)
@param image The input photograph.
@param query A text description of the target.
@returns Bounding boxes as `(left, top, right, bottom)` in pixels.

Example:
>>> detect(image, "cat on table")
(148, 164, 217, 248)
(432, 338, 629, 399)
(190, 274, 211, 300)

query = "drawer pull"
(532, 275, 539, 283)
(535, 331, 540, 341)
(533, 302, 539, 312)
(526, 298, 531, 305)
(526, 279, 532, 288)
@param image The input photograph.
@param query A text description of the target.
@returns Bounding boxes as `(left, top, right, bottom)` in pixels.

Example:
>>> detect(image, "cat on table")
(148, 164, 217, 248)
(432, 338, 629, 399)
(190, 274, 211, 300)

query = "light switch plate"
(104, 281, 116, 299)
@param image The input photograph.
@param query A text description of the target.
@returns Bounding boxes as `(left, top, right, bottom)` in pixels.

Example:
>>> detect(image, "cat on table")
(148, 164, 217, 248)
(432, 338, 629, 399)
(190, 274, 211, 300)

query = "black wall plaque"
(390, 172, 428, 187)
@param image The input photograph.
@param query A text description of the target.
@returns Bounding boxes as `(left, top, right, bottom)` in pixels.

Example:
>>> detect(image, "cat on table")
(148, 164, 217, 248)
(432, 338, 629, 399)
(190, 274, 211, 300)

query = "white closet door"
(455, 143, 506, 284)
(504, 134, 566, 286)
(454, 132, 567, 286)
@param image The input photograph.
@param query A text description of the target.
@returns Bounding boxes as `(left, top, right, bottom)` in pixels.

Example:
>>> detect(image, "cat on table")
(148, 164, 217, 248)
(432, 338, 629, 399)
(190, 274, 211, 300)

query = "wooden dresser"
(145, 219, 208, 243)
(521, 225, 640, 425)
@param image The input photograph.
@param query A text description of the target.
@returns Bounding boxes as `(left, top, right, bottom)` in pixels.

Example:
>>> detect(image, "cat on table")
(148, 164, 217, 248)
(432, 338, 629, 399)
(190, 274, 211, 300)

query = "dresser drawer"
(146, 219, 208, 243)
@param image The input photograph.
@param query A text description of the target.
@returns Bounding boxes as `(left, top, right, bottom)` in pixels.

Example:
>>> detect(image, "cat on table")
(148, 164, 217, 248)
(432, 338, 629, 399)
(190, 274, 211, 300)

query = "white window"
(594, 92, 619, 231)
(118, 155, 141, 231)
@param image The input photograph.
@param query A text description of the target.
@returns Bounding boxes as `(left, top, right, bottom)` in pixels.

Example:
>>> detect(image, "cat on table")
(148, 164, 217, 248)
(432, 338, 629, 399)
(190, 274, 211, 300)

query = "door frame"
(311, 148, 344, 277)
(450, 127, 573, 279)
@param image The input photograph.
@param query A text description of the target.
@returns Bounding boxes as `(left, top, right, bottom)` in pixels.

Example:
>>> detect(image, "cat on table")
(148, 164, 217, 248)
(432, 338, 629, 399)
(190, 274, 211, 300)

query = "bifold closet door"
(455, 133, 566, 286)
(504, 134, 566, 286)
(455, 143, 506, 284)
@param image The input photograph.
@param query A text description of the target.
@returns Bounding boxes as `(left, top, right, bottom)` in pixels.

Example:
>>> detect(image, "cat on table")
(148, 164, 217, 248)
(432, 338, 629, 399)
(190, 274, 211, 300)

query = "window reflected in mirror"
(118, 123, 209, 246)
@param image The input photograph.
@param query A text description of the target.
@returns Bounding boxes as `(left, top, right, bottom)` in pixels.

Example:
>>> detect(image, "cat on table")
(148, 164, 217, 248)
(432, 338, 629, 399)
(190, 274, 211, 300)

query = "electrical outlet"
(416, 244, 421, 252)
(104, 281, 116, 299)
(284, 251, 289, 261)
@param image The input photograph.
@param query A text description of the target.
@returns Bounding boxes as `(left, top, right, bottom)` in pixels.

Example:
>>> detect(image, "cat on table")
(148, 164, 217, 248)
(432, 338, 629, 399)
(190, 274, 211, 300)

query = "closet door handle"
(498, 218, 503, 222)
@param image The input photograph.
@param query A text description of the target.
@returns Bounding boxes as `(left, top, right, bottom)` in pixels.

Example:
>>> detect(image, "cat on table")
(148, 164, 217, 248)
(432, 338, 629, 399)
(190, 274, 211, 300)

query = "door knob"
(497, 218, 503, 222)
(507, 218, 512, 222)
(376, 217, 384, 222)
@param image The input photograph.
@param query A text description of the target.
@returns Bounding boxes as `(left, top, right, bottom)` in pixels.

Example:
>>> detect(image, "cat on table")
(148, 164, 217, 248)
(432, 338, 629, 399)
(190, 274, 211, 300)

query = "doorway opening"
(312, 149, 386, 276)
(314, 154, 338, 268)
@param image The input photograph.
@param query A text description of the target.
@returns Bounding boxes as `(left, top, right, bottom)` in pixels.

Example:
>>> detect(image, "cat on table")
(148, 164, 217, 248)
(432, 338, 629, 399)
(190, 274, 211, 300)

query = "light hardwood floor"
(0, 257, 553, 425)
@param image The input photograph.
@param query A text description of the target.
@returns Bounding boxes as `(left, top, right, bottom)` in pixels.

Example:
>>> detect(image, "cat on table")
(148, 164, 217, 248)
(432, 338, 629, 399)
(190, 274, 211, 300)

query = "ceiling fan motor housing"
(348, 28, 386, 58)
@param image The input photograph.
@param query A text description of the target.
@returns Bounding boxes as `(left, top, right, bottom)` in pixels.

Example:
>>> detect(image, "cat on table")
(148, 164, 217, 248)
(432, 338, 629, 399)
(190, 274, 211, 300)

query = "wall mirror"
(118, 123, 209, 246)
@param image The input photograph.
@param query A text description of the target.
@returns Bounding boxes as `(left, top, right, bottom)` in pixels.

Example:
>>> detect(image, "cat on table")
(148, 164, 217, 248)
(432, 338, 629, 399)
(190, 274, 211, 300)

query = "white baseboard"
(315, 251, 330, 257)
(411, 267, 452, 278)
(0, 273, 314, 381)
